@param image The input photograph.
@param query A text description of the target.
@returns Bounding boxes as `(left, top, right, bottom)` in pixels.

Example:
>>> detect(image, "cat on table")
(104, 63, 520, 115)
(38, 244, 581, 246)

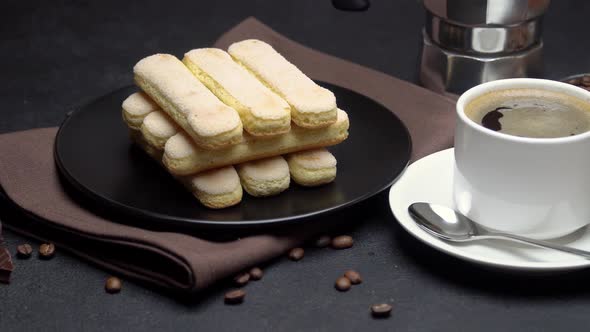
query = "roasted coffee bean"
(105, 277, 122, 294)
(371, 303, 393, 318)
(288, 247, 304, 261)
(16, 244, 33, 259)
(249, 267, 263, 281)
(331, 235, 353, 249)
(335, 276, 351, 291)
(38, 243, 55, 259)
(314, 235, 331, 248)
(224, 289, 246, 304)
(344, 270, 362, 284)
(234, 272, 250, 286)
(582, 75, 590, 87)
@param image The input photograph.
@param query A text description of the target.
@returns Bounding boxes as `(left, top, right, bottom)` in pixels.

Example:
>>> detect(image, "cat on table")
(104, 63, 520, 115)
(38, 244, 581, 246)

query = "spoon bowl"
(407, 202, 590, 259)
(408, 202, 480, 241)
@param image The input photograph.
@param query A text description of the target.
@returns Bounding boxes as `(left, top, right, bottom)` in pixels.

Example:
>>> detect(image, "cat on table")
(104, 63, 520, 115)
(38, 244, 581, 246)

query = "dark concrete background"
(2, 0, 590, 331)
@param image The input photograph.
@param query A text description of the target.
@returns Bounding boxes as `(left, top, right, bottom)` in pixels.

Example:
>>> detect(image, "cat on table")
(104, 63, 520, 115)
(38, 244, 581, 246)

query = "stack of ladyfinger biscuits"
(122, 40, 350, 209)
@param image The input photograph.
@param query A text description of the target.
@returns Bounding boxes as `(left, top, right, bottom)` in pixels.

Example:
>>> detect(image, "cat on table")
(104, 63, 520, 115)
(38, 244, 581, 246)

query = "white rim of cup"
(456, 78, 590, 144)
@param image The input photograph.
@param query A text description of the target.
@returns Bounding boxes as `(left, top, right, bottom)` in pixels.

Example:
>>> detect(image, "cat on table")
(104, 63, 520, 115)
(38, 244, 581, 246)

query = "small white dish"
(389, 148, 590, 272)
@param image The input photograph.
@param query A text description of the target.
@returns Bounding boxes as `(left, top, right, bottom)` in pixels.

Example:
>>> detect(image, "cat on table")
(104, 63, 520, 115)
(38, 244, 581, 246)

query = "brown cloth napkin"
(0, 18, 454, 293)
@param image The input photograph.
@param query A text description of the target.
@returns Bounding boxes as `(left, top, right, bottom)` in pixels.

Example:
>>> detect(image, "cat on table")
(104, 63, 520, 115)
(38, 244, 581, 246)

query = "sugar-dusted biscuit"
(134, 54, 243, 150)
(237, 156, 290, 197)
(122, 92, 160, 130)
(287, 148, 337, 186)
(140, 111, 179, 150)
(186, 166, 243, 209)
(134, 133, 242, 209)
(228, 39, 337, 129)
(183, 48, 291, 137)
(131, 111, 242, 209)
(163, 109, 349, 176)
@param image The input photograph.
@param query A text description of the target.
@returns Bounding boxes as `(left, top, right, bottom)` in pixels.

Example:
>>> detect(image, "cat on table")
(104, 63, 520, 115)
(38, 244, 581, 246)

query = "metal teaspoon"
(408, 202, 590, 259)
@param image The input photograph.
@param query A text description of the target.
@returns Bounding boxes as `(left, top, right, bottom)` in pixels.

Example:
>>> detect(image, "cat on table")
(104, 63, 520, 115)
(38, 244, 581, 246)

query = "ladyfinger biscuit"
(140, 111, 179, 149)
(287, 148, 337, 186)
(228, 39, 337, 129)
(122, 92, 160, 130)
(131, 117, 242, 209)
(183, 48, 291, 137)
(163, 109, 349, 176)
(134, 113, 289, 202)
(237, 156, 290, 197)
(132, 102, 290, 198)
(130, 101, 289, 200)
(187, 166, 243, 209)
(134, 54, 243, 150)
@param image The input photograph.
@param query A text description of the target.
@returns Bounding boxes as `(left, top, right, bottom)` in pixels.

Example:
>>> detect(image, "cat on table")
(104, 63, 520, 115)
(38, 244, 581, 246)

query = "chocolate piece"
(0, 223, 14, 284)
(0, 248, 11, 284)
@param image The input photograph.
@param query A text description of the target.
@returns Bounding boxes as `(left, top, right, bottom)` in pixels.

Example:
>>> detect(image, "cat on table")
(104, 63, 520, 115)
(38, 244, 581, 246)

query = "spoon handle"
(487, 232, 590, 259)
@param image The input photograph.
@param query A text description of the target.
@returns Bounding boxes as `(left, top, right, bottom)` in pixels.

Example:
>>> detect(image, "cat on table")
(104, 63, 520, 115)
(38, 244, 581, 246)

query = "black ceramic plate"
(55, 82, 411, 230)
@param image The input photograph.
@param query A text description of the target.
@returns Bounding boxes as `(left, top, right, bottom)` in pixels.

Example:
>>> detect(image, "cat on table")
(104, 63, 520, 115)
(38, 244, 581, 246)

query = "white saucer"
(389, 148, 590, 272)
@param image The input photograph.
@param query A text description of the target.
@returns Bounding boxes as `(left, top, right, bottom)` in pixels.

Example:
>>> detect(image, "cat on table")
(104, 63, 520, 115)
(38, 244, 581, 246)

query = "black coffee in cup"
(465, 88, 590, 138)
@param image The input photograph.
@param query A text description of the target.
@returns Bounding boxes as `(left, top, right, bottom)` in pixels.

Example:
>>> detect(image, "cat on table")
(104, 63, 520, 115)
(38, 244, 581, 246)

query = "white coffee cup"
(454, 78, 590, 239)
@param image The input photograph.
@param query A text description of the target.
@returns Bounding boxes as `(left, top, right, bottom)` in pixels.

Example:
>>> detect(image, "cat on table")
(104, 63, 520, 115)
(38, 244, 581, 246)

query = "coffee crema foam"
(465, 88, 590, 138)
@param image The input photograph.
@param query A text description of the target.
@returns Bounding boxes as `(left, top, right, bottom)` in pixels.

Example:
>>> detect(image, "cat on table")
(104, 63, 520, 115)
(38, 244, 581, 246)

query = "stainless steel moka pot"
(419, 0, 550, 94)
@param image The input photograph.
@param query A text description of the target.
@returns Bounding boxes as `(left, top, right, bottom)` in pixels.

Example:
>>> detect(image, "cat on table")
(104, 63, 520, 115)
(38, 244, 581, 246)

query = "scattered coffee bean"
(582, 75, 590, 87)
(233, 272, 250, 286)
(314, 235, 331, 248)
(105, 276, 122, 294)
(335, 276, 351, 291)
(371, 303, 393, 318)
(16, 244, 33, 259)
(288, 247, 304, 261)
(249, 267, 263, 280)
(331, 235, 353, 249)
(38, 243, 55, 259)
(344, 270, 362, 284)
(224, 289, 246, 304)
